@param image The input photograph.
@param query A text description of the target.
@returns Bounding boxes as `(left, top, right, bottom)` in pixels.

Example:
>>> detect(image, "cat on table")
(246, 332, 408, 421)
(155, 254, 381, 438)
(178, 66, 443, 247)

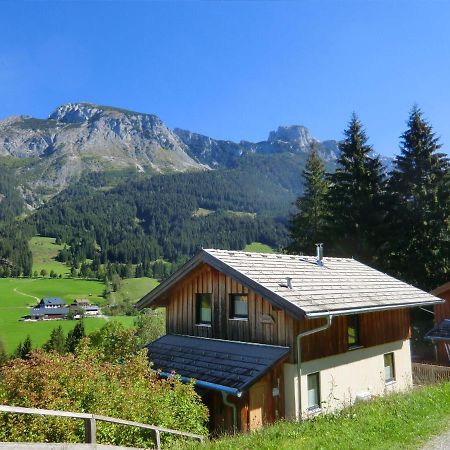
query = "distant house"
(425, 282, 450, 366)
(69, 299, 101, 317)
(27, 297, 68, 321)
(137, 249, 443, 433)
(29, 306, 69, 320)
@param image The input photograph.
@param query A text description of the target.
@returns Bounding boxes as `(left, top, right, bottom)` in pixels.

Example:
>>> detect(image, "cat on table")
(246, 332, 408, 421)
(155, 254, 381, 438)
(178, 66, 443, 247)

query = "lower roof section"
(425, 320, 450, 342)
(146, 334, 290, 396)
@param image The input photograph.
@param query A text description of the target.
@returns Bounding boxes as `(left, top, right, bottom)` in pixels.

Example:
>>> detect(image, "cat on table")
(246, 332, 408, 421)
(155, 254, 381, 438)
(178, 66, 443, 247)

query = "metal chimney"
(315, 243, 324, 266)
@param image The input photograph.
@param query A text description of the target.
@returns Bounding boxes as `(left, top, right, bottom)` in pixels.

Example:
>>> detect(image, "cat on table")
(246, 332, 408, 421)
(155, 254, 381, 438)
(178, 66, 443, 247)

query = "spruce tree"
(66, 322, 86, 353)
(326, 113, 386, 263)
(386, 106, 449, 289)
(15, 336, 32, 359)
(43, 326, 66, 354)
(289, 143, 329, 254)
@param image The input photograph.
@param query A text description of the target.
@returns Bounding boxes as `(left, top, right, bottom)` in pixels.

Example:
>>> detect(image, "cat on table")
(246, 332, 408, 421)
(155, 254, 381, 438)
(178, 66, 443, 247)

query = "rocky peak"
(268, 125, 315, 146)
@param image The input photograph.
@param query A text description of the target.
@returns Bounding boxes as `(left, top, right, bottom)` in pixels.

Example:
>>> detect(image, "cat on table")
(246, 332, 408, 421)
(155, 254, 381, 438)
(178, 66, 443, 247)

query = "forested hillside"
(29, 154, 301, 272)
(0, 164, 32, 276)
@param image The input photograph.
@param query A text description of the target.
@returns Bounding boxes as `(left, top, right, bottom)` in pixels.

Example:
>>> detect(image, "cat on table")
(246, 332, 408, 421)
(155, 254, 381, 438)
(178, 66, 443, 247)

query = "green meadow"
(243, 242, 275, 253)
(0, 277, 134, 353)
(108, 277, 159, 305)
(30, 236, 70, 276)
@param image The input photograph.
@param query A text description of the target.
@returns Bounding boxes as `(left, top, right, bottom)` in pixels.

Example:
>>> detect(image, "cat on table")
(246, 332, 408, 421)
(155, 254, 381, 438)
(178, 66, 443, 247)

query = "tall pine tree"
(326, 113, 386, 264)
(385, 106, 449, 290)
(289, 143, 329, 254)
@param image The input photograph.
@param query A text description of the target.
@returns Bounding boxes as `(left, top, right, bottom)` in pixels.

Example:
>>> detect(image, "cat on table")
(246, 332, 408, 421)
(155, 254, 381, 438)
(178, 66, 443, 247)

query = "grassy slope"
(30, 236, 70, 276)
(243, 242, 275, 253)
(0, 278, 133, 353)
(108, 277, 159, 305)
(180, 382, 450, 450)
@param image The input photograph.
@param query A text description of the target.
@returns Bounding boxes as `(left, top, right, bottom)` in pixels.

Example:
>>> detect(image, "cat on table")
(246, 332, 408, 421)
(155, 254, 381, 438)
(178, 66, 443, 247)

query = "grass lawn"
(108, 277, 159, 305)
(243, 242, 275, 253)
(30, 236, 70, 276)
(179, 382, 450, 450)
(0, 277, 134, 353)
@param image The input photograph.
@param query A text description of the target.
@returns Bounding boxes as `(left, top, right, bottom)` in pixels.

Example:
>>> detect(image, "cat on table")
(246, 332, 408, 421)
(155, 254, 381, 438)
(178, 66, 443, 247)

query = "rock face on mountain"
(0, 102, 340, 194)
(174, 125, 339, 167)
(0, 103, 202, 190)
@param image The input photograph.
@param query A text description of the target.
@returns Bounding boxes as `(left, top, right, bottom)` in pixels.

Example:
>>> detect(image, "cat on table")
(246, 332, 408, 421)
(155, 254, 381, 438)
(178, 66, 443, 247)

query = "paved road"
(421, 427, 450, 450)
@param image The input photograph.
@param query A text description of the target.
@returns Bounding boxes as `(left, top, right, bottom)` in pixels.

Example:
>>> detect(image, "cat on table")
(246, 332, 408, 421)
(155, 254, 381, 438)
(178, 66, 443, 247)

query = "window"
(347, 315, 360, 348)
(384, 353, 395, 382)
(196, 293, 212, 325)
(307, 372, 321, 409)
(229, 293, 248, 319)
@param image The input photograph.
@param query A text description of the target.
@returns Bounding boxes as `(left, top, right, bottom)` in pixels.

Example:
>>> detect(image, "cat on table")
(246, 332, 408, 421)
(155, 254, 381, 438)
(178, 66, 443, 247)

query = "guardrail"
(0, 405, 204, 450)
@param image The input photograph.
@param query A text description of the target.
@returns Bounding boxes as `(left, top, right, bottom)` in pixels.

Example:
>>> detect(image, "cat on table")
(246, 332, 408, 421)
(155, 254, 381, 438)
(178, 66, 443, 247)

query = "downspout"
(295, 314, 333, 420)
(221, 392, 238, 432)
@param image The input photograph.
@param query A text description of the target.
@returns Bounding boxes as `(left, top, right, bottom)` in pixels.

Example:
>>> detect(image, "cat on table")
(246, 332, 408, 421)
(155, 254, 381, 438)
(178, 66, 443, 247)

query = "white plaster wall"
(284, 339, 412, 419)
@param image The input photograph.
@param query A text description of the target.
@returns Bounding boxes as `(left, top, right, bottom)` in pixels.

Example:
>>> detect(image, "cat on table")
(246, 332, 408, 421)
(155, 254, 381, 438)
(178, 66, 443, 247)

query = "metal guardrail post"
(84, 417, 96, 444)
(155, 429, 161, 450)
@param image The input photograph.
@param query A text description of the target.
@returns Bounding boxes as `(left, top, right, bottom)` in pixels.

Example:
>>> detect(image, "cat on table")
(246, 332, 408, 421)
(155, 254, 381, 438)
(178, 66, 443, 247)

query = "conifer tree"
(0, 338, 8, 365)
(326, 113, 386, 264)
(43, 326, 66, 354)
(385, 106, 449, 289)
(289, 143, 329, 254)
(15, 336, 32, 359)
(65, 322, 86, 353)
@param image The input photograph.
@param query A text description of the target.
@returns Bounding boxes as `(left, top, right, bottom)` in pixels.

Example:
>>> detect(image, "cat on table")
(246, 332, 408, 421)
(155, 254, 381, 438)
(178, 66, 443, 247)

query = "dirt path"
(13, 287, 40, 302)
(421, 425, 450, 450)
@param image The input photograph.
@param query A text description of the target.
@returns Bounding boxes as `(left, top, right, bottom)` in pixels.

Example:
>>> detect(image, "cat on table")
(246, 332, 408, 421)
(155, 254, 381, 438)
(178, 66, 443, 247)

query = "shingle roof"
(146, 334, 289, 396)
(425, 320, 450, 342)
(137, 249, 443, 318)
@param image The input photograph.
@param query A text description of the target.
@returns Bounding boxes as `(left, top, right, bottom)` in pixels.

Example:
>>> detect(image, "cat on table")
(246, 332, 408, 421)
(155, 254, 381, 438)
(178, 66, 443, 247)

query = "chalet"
(69, 299, 101, 317)
(137, 248, 443, 433)
(425, 282, 450, 365)
(28, 297, 68, 320)
(29, 306, 69, 320)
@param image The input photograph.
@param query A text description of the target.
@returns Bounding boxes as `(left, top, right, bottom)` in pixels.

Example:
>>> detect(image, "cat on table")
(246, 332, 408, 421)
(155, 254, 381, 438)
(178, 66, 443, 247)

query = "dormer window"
(229, 294, 248, 320)
(196, 293, 212, 325)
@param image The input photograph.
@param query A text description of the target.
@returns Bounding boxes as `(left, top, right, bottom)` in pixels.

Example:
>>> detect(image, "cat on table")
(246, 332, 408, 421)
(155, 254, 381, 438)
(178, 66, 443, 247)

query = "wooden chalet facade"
(138, 249, 442, 434)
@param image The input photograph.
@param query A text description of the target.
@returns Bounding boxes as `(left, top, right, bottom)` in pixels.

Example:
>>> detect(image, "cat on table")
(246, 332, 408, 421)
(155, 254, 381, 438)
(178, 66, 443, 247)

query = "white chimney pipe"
(316, 243, 324, 266)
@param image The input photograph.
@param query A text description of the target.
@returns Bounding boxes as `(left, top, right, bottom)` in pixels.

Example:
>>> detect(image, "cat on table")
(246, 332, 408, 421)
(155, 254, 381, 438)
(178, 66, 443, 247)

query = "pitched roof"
(41, 297, 66, 306)
(146, 334, 289, 396)
(137, 249, 443, 319)
(425, 320, 450, 342)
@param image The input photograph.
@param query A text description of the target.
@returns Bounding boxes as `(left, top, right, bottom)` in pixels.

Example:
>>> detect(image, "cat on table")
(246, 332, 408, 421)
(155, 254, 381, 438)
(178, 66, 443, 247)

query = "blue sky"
(0, 1, 449, 156)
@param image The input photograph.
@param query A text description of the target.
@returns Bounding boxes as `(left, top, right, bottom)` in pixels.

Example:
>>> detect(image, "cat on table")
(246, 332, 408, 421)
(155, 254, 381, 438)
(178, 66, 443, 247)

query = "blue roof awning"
(146, 334, 290, 396)
(425, 320, 450, 342)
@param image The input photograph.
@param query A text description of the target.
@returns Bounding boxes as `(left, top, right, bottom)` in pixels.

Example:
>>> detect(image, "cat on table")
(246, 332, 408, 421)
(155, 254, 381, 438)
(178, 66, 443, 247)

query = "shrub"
(0, 343, 208, 447)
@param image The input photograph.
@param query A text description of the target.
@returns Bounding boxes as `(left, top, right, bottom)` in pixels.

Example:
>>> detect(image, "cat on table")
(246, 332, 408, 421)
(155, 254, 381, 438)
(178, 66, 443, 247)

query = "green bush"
(0, 342, 208, 447)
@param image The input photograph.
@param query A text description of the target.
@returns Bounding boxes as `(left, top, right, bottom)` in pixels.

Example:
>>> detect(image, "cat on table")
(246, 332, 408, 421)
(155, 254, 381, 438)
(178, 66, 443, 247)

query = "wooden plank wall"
(165, 263, 411, 363)
(166, 263, 295, 347)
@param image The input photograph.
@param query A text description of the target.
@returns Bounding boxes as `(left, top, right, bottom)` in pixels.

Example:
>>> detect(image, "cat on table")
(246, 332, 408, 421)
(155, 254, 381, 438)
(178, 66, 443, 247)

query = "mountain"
(174, 125, 339, 167)
(0, 103, 202, 194)
(0, 103, 340, 199)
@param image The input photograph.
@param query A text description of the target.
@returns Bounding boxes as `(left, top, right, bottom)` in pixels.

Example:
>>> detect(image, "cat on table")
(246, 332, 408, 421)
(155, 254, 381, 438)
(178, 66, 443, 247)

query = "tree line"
(289, 106, 449, 291)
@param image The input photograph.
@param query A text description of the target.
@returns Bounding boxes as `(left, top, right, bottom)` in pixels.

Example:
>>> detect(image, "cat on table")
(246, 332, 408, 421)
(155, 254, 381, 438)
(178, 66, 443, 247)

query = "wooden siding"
(166, 264, 295, 347)
(165, 263, 411, 363)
